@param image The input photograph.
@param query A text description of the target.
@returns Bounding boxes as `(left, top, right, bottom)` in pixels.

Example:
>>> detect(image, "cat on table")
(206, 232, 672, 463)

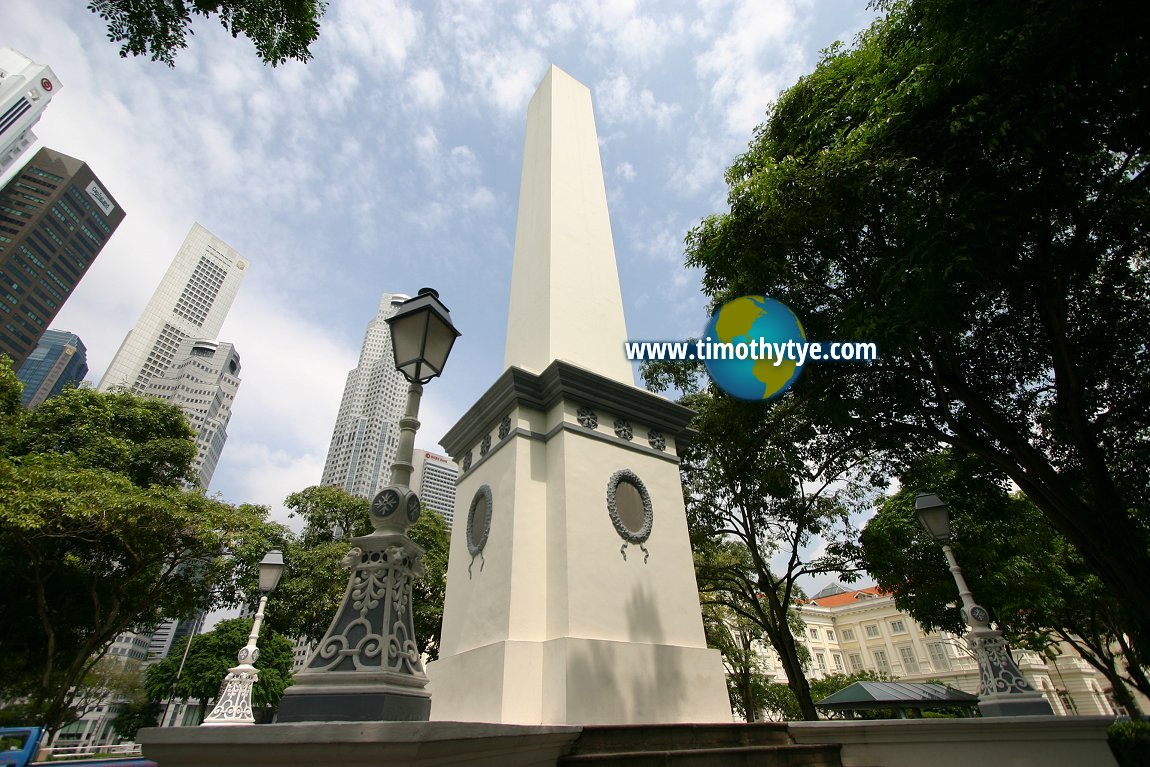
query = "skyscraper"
(16, 328, 87, 408)
(0, 48, 61, 175)
(143, 338, 241, 488)
(410, 448, 459, 528)
(0, 147, 124, 366)
(99, 223, 247, 393)
(321, 292, 410, 500)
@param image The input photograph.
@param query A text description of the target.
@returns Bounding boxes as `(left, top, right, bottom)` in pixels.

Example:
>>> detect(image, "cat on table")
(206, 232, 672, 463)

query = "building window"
(842, 628, 855, 641)
(898, 645, 919, 673)
(826, 629, 835, 642)
(890, 619, 907, 634)
(928, 643, 949, 671)
(809, 627, 819, 639)
(816, 653, 827, 672)
(873, 649, 891, 675)
(833, 653, 844, 671)
(864, 624, 880, 639)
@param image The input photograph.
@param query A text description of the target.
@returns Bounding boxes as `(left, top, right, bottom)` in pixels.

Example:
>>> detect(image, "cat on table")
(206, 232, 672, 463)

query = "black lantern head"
(387, 287, 461, 384)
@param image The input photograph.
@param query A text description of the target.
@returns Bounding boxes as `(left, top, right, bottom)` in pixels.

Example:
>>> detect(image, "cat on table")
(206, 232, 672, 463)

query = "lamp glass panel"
(918, 506, 951, 541)
(391, 310, 427, 366)
(259, 550, 285, 592)
(421, 316, 457, 375)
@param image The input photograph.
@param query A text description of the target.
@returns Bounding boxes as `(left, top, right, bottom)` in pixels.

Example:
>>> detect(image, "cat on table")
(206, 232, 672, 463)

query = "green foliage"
(9, 386, 197, 487)
(145, 618, 295, 716)
(861, 449, 1149, 716)
(0, 384, 278, 735)
(1109, 721, 1150, 767)
(703, 603, 773, 721)
(86, 0, 327, 67)
(252, 486, 451, 659)
(408, 509, 452, 661)
(110, 699, 160, 741)
(685, 0, 1150, 662)
(0, 356, 22, 440)
(644, 358, 878, 721)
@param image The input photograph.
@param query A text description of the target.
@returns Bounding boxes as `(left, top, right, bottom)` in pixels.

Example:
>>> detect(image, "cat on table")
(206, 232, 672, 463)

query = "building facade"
(321, 292, 410, 500)
(758, 584, 1118, 718)
(0, 48, 60, 175)
(16, 328, 87, 407)
(98, 222, 246, 394)
(0, 147, 124, 366)
(410, 448, 459, 528)
(143, 338, 241, 488)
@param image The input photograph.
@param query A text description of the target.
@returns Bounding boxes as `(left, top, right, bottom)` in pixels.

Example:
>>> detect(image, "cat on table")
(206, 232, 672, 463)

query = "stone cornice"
(440, 360, 696, 460)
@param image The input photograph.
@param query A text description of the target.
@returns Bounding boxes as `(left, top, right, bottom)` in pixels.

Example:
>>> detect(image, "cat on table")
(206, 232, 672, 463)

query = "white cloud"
(695, 0, 807, 136)
(327, 0, 421, 71)
(616, 161, 637, 181)
(596, 72, 680, 129)
(408, 67, 446, 110)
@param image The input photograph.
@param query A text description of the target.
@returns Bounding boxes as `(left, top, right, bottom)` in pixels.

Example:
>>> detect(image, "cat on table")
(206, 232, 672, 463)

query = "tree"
(144, 618, 294, 721)
(86, 0, 327, 67)
(861, 450, 1148, 716)
(702, 603, 773, 721)
(249, 486, 451, 659)
(407, 507, 452, 662)
(110, 699, 160, 741)
(683, 0, 1150, 660)
(0, 356, 21, 449)
(644, 360, 877, 720)
(0, 376, 276, 735)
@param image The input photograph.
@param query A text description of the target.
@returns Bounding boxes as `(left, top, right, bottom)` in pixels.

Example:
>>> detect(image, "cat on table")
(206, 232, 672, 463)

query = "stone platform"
(137, 721, 581, 767)
(137, 716, 1119, 767)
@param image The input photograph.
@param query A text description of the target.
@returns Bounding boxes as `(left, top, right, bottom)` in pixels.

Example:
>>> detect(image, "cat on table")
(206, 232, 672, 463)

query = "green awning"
(816, 682, 978, 710)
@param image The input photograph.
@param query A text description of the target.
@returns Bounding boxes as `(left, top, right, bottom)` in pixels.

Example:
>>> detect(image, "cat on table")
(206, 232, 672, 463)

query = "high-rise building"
(320, 292, 411, 500)
(410, 448, 459, 528)
(16, 328, 87, 407)
(0, 147, 124, 366)
(143, 338, 241, 488)
(99, 222, 247, 394)
(0, 48, 61, 175)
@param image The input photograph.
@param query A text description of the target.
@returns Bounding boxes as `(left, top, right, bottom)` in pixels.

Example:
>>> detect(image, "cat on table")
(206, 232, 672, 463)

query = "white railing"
(38, 742, 143, 760)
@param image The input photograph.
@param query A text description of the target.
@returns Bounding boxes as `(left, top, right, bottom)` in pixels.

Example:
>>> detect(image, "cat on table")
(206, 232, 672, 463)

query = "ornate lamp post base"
(277, 528, 432, 723)
(201, 663, 260, 725)
(967, 628, 1054, 716)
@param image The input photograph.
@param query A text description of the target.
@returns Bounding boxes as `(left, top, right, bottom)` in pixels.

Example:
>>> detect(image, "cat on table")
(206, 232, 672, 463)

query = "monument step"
(561, 724, 843, 767)
(559, 743, 842, 767)
(567, 723, 795, 754)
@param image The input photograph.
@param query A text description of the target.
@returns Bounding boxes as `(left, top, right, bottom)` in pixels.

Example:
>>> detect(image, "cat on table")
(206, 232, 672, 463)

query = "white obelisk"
(427, 66, 731, 725)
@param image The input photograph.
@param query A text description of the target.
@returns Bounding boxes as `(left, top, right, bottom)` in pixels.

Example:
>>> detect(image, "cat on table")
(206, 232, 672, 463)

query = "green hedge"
(1109, 721, 1150, 767)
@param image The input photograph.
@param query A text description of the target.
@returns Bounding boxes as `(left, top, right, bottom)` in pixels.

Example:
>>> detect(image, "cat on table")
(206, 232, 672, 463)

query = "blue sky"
(6, 0, 877, 527)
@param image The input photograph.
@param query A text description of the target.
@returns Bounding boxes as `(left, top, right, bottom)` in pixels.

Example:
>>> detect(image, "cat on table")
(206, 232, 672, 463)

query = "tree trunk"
(761, 589, 817, 720)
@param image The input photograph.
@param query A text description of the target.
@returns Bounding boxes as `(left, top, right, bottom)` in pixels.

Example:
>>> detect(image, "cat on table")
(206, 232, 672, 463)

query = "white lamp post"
(201, 550, 286, 726)
(915, 493, 1053, 716)
(276, 288, 460, 723)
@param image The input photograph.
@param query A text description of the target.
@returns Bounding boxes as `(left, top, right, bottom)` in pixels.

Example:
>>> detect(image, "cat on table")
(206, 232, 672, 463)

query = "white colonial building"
(761, 584, 1119, 717)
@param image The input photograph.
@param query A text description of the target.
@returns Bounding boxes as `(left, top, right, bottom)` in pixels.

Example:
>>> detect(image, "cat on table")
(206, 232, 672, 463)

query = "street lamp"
(201, 550, 285, 726)
(915, 493, 1053, 716)
(276, 288, 460, 723)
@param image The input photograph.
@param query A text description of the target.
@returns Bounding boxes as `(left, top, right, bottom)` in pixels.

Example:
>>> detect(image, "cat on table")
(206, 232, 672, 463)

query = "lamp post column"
(276, 288, 459, 723)
(916, 493, 1053, 717)
(389, 382, 422, 488)
(201, 595, 270, 726)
